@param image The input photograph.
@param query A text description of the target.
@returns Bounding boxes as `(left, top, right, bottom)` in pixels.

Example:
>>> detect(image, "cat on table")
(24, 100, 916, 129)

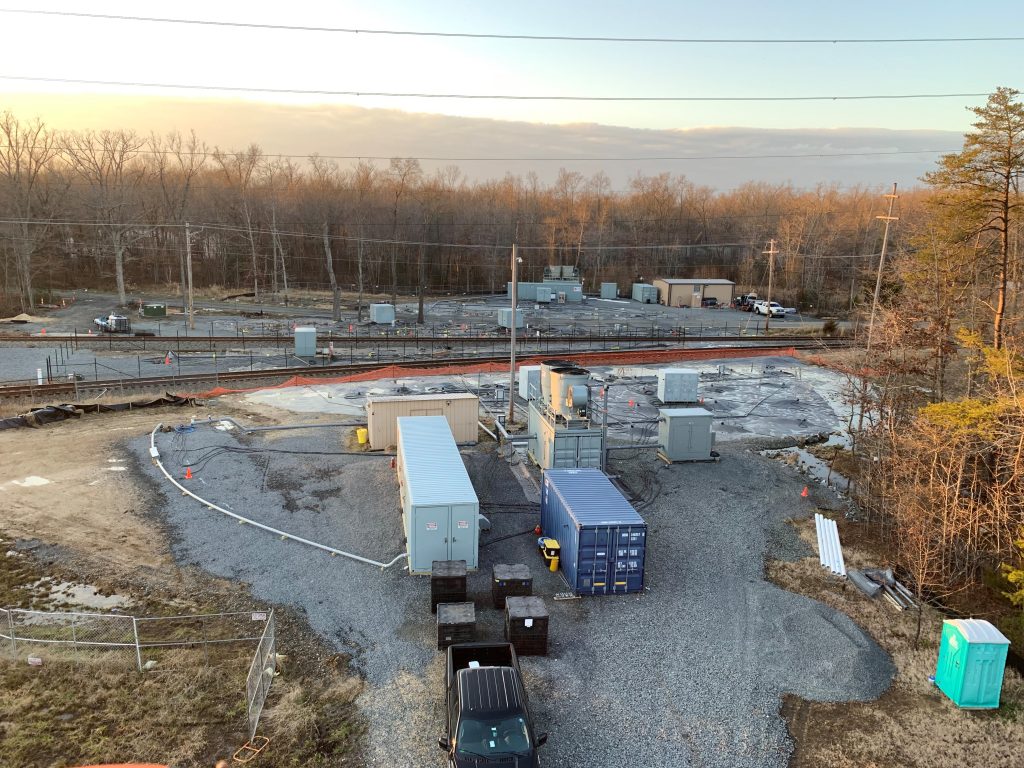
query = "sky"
(1, 1, 1022, 188)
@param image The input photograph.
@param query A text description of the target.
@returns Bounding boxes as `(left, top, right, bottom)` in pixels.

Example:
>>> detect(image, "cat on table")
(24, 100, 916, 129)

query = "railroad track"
(0, 339, 855, 401)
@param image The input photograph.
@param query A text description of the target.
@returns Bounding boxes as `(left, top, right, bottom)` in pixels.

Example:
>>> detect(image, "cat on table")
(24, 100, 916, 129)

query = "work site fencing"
(245, 611, 277, 741)
(0, 607, 271, 669)
(1, 607, 277, 739)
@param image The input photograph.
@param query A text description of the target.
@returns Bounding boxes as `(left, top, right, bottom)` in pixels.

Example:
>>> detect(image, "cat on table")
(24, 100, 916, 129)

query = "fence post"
(8, 609, 17, 655)
(132, 617, 143, 671)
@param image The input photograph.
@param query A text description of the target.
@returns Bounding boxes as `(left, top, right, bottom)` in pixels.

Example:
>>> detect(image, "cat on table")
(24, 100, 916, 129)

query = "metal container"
(492, 564, 533, 609)
(935, 619, 1011, 708)
(518, 365, 542, 401)
(530, 402, 603, 469)
(140, 303, 167, 317)
(436, 602, 476, 650)
(498, 307, 524, 328)
(600, 282, 618, 299)
(431, 560, 468, 613)
(539, 359, 574, 408)
(367, 393, 479, 450)
(658, 407, 715, 462)
(631, 283, 658, 303)
(549, 367, 590, 420)
(540, 468, 646, 595)
(294, 326, 317, 357)
(369, 303, 395, 324)
(397, 416, 480, 575)
(657, 368, 700, 404)
(504, 596, 548, 655)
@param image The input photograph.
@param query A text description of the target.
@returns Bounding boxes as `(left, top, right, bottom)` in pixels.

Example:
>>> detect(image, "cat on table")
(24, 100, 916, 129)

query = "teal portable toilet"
(934, 619, 1011, 708)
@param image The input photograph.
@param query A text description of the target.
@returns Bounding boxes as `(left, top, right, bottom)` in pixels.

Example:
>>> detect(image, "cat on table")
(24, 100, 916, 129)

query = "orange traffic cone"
(801, 486, 809, 498)
(40, 328, 46, 335)
(164, 354, 172, 365)
(185, 467, 193, 480)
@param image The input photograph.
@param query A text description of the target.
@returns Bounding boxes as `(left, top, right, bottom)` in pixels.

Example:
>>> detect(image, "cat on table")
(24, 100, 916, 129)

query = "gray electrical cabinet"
(294, 327, 317, 358)
(600, 282, 618, 299)
(529, 402, 603, 469)
(370, 303, 396, 324)
(657, 368, 700, 403)
(518, 365, 541, 400)
(498, 308, 525, 328)
(658, 407, 716, 462)
(632, 283, 658, 303)
(397, 416, 480, 575)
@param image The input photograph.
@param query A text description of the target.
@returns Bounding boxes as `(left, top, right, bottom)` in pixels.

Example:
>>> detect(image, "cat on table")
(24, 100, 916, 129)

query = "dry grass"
(0, 538, 366, 767)
(772, 515, 1024, 768)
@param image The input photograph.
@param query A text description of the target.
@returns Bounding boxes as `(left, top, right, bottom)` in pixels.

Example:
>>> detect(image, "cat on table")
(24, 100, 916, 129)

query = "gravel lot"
(130, 421, 892, 768)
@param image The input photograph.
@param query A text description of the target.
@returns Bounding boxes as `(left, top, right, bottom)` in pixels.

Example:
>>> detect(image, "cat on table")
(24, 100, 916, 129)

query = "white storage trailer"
(396, 416, 480, 575)
(366, 393, 479, 450)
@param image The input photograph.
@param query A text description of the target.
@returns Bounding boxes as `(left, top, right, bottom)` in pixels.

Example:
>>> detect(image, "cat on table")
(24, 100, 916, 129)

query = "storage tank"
(657, 368, 700, 403)
(540, 359, 574, 407)
(549, 367, 590, 420)
(396, 416, 479, 574)
(935, 619, 1011, 708)
(540, 468, 646, 595)
(370, 303, 396, 324)
(294, 326, 317, 358)
(600, 282, 618, 299)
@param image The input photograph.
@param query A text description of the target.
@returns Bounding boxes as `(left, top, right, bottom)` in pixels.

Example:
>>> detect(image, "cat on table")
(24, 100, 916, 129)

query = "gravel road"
(131, 423, 892, 768)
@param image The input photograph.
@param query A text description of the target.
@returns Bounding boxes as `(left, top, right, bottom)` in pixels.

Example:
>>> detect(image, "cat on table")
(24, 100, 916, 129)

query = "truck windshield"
(456, 715, 531, 755)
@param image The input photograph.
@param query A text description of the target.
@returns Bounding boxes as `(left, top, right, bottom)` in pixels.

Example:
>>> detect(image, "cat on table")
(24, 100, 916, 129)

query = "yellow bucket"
(356, 427, 368, 445)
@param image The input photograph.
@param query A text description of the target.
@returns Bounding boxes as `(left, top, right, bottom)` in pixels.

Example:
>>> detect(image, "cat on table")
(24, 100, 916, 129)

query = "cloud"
(3, 94, 961, 190)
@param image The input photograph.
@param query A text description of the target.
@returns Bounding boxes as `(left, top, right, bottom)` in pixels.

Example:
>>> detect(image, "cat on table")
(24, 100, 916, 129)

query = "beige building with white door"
(652, 278, 736, 307)
(366, 393, 480, 450)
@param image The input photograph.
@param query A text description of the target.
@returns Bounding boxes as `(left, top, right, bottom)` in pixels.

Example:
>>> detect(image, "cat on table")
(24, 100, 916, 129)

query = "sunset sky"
(1, 1, 1021, 187)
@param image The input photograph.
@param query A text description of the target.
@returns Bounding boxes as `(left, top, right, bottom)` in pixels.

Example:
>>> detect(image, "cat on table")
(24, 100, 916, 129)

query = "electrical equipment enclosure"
(369, 303, 396, 324)
(518, 365, 542, 401)
(294, 326, 317, 358)
(540, 468, 646, 594)
(600, 282, 618, 299)
(657, 368, 700, 404)
(659, 407, 716, 461)
(366, 393, 479, 450)
(531, 402, 603, 469)
(935, 619, 1011, 708)
(140, 303, 167, 317)
(397, 416, 479, 575)
(631, 283, 658, 303)
(498, 308, 525, 328)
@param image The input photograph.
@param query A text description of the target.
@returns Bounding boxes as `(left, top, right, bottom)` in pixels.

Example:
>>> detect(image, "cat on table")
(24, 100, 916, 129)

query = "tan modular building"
(652, 278, 736, 308)
(366, 393, 479, 450)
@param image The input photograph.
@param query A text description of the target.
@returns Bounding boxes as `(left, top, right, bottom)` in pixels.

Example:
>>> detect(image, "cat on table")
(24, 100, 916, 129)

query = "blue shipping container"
(540, 468, 646, 595)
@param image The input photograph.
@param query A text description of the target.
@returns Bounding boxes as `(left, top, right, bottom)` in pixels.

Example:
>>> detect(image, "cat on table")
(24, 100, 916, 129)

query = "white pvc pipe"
(478, 421, 498, 441)
(149, 424, 406, 570)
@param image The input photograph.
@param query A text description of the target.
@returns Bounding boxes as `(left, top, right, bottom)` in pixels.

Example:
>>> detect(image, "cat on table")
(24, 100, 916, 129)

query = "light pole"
(185, 221, 195, 331)
(508, 243, 520, 424)
(867, 183, 899, 351)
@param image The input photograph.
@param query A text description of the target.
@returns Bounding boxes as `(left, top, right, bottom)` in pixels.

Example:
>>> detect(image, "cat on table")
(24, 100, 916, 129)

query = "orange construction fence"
(191, 346, 798, 400)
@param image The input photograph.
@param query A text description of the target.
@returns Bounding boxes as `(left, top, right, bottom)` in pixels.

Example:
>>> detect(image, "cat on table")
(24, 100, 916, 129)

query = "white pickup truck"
(753, 301, 785, 318)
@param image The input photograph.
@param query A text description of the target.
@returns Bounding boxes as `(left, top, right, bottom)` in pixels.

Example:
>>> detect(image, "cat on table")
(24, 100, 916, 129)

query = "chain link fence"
(1, 607, 277, 740)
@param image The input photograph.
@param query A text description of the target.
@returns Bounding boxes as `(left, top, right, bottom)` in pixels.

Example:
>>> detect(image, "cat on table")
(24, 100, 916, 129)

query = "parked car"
(754, 301, 785, 318)
(93, 313, 131, 333)
(701, 297, 718, 307)
(735, 293, 758, 311)
(439, 643, 547, 767)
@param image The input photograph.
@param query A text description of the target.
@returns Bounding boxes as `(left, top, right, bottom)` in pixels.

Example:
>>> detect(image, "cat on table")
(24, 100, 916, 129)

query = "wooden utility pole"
(185, 221, 195, 330)
(867, 183, 899, 351)
(763, 239, 778, 333)
(508, 243, 520, 425)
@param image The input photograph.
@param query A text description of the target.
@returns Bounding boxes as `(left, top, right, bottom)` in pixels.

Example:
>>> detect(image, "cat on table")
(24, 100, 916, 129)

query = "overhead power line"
(0, 75, 990, 102)
(2, 9, 1021, 45)
(0, 143, 956, 163)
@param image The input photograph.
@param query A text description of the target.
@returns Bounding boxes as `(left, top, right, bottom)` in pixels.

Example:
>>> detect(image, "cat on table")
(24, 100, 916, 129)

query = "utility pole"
(763, 239, 778, 333)
(867, 183, 899, 351)
(185, 221, 195, 331)
(508, 243, 520, 425)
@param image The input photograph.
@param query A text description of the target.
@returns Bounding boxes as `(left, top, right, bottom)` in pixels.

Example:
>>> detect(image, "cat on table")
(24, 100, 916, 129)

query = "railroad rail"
(0, 339, 854, 401)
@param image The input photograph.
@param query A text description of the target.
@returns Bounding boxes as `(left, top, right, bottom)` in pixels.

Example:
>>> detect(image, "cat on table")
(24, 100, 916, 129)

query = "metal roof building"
(652, 278, 736, 308)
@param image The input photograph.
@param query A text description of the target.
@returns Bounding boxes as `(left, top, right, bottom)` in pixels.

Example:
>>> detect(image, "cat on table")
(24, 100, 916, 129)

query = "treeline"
(1, 110, 922, 315)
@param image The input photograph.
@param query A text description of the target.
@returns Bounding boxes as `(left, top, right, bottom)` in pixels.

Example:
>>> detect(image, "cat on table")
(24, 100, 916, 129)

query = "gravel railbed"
(130, 423, 892, 768)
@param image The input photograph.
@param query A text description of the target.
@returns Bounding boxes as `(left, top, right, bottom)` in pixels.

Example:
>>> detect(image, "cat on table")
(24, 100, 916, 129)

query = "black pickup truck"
(438, 643, 548, 767)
